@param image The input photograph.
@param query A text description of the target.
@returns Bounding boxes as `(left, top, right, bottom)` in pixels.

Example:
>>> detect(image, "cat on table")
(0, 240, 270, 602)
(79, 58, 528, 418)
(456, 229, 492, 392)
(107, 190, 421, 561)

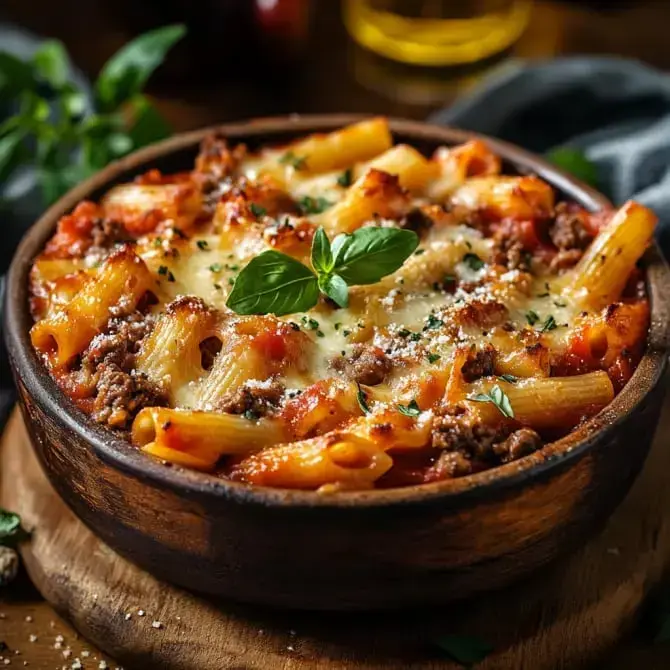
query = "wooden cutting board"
(2, 402, 670, 670)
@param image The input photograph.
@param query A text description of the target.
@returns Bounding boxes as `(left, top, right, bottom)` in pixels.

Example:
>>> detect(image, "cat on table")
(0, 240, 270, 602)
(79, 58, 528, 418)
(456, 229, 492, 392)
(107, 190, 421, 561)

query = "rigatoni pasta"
(28, 118, 656, 491)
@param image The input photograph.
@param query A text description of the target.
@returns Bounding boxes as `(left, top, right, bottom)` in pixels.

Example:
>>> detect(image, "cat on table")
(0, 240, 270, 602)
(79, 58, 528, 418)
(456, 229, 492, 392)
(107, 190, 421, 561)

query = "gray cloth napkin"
(431, 56, 670, 252)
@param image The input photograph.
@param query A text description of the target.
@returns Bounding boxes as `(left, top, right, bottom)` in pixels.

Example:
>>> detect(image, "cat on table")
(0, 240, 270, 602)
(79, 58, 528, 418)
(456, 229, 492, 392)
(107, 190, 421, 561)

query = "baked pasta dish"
(29, 118, 656, 492)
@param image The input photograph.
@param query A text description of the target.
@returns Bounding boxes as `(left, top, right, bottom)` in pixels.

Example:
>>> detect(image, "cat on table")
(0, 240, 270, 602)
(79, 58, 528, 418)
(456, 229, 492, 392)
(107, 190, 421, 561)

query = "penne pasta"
(132, 407, 285, 470)
(568, 201, 657, 309)
(283, 117, 392, 174)
(31, 246, 154, 367)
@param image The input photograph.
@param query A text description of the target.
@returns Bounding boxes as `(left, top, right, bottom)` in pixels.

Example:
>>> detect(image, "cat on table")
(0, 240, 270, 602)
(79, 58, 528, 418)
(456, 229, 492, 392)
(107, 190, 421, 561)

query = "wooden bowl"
(4, 115, 670, 610)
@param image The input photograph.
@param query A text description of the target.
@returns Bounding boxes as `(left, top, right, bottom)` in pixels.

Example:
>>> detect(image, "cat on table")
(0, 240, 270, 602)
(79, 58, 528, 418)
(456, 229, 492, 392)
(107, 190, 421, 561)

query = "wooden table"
(2, 1, 670, 667)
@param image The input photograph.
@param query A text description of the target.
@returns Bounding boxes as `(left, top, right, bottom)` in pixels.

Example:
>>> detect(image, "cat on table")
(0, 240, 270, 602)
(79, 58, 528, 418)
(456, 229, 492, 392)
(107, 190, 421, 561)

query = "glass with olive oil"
(343, 0, 533, 66)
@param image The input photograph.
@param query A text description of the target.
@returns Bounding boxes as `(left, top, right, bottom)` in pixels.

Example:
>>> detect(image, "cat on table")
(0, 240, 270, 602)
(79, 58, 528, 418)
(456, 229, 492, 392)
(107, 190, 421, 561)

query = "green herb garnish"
(299, 196, 333, 215)
(540, 315, 558, 332)
(425, 314, 444, 330)
(226, 226, 419, 316)
(209, 263, 223, 273)
(337, 168, 353, 187)
(356, 384, 371, 414)
(468, 385, 514, 419)
(249, 202, 267, 218)
(397, 399, 421, 417)
(279, 150, 307, 170)
(525, 310, 540, 326)
(0, 508, 28, 547)
(498, 374, 518, 384)
(196, 240, 209, 251)
(463, 253, 485, 271)
(427, 352, 441, 364)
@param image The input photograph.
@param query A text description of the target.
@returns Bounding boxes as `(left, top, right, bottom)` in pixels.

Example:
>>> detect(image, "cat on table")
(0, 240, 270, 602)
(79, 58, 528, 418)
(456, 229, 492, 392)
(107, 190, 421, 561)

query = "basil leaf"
(319, 273, 348, 308)
(126, 95, 172, 148)
(33, 40, 70, 88)
(434, 634, 493, 667)
(0, 53, 36, 99)
(95, 24, 186, 109)
(332, 227, 419, 285)
(546, 147, 598, 188)
(468, 384, 515, 419)
(311, 227, 333, 274)
(0, 129, 26, 183)
(226, 250, 319, 316)
(398, 399, 420, 417)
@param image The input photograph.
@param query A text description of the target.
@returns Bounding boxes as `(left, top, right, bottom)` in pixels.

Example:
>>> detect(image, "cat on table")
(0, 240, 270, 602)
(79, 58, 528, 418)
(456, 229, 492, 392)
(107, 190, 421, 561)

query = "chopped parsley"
(316, 330, 325, 338)
(468, 385, 514, 419)
(289, 321, 301, 331)
(525, 310, 540, 326)
(213, 283, 222, 290)
(299, 196, 333, 215)
(157, 265, 175, 281)
(337, 168, 353, 187)
(152, 237, 163, 248)
(301, 315, 320, 330)
(414, 248, 426, 256)
(553, 299, 567, 308)
(209, 263, 224, 273)
(540, 314, 558, 332)
(427, 352, 441, 364)
(342, 329, 352, 337)
(196, 240, 210, 251)
(356, 384, 371, 414)
(279, 151, 307, 170)
(398, 328, 412, 338)
(249, 203, 267, 218)
(425, 314, 444, 330)
(334, 322, 342, 331)
(463, 252, 485, 271)
(498, 374, 518, 384)
(537, 282, 551, 298)
(228, 277, 236, 285)
(397, 399, 421, 417)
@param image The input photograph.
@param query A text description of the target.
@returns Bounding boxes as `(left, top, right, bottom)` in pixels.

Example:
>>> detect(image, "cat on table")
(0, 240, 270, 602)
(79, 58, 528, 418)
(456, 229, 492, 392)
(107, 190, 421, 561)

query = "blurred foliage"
(0, 24, 186, 205)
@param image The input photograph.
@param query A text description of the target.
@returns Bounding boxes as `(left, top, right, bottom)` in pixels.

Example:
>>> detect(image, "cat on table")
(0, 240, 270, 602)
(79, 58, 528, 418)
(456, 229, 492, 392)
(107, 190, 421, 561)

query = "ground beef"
(92, 365, 165, 429)
(460, 346, 496, 383)
(549, 203, 594, 251)
(90, 219, 130, 249)
(426, 405, 542, 480)
(455, 299, 509, 330)
(193, 135, 247, 210)
(331, 344, 392, 386)
(80, 311, 166, 430)
(214, 381, 285, 418)
(490, 231, 531, 271)
(492, 428, 542, 462)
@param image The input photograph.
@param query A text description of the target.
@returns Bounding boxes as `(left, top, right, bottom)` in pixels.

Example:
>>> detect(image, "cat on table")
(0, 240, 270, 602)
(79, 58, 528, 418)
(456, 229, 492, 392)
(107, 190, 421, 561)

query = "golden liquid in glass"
(344, 0, 533, 66)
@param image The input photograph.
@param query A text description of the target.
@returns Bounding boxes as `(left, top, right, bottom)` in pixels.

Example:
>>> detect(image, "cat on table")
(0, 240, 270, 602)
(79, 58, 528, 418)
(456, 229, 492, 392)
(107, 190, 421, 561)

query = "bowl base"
(3, 406, 670, 668)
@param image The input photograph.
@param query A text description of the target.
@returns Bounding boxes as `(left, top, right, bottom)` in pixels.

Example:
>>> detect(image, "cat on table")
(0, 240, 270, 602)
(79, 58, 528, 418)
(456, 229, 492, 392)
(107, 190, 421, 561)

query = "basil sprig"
(227, 226, 419, 316)
(0, 24, 185, 205)
(468, 384, 515, 419)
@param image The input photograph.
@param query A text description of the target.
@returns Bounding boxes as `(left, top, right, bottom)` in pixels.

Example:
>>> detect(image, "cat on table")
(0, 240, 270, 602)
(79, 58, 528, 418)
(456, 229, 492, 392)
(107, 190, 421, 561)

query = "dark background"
(3, 0, 670, 132)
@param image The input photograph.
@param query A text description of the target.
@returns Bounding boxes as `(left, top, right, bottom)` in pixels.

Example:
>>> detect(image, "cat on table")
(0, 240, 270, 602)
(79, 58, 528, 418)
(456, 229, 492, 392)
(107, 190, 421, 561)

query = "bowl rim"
(4, 113, 670, 509)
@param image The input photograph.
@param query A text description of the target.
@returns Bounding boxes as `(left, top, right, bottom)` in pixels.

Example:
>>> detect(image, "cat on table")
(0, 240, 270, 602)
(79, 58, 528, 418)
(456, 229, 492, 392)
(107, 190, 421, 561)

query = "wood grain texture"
(2, 403, 670, 670)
